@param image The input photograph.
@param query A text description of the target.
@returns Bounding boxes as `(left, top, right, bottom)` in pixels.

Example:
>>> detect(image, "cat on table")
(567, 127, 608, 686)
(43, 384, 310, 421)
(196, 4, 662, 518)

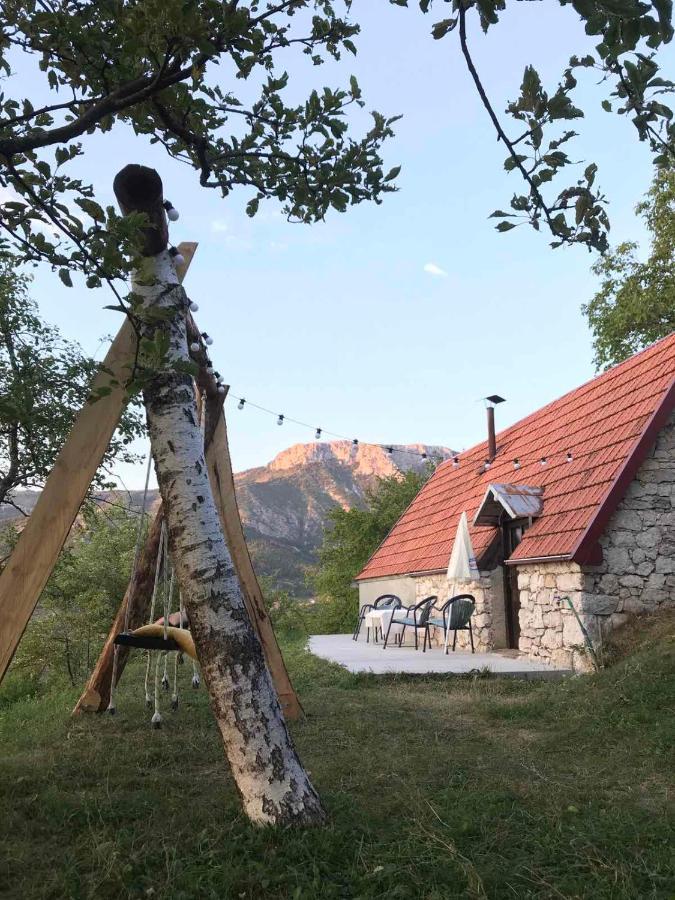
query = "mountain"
(234, 441, 453, 594)
(1, 441, 453, 595)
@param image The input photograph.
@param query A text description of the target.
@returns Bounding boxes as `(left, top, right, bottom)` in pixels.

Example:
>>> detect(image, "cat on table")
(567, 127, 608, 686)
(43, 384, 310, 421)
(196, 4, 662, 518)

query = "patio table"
(363, 608, 403, 644)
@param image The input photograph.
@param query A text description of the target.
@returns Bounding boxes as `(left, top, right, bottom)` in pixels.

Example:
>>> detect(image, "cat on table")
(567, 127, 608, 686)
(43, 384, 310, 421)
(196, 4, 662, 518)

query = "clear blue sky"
(18, 3, 673, 487)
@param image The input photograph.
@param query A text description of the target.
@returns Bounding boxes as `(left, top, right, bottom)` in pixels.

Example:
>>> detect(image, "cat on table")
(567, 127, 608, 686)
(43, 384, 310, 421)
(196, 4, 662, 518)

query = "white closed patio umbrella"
(444, 512, 479, 651)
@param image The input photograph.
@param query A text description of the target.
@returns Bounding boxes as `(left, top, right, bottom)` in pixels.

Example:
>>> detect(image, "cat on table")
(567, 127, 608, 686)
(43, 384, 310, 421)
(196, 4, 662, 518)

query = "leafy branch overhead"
(395, 0, 674, 252)
(0, 1, 672, 272)
(0, 1, 400, 282)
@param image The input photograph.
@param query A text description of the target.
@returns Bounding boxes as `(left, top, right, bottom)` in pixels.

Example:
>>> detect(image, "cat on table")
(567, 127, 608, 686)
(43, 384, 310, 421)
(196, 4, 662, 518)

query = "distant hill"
(1, 441, 453, 595)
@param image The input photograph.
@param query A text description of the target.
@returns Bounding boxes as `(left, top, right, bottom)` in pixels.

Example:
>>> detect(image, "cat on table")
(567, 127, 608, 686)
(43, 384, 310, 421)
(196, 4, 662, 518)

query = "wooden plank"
(0, 243, 197, 685)
(205, 400, 303, 721)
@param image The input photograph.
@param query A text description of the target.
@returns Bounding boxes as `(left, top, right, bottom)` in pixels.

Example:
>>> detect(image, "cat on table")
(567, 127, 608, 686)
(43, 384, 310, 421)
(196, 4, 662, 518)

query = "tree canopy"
(0, 255, 143, 508)
(0, 0, 671, 297)
(583, 170, 675, 368)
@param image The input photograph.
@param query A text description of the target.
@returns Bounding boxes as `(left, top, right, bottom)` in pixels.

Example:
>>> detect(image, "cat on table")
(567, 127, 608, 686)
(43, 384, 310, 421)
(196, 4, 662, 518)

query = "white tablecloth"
(363, 608, 403, 642)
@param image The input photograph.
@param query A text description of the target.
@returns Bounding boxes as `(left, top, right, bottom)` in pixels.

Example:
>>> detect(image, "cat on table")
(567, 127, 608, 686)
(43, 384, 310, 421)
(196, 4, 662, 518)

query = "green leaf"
(496, 221, 517, 232)
(58, 268, 73, 288)
(431, 18, 457, 39)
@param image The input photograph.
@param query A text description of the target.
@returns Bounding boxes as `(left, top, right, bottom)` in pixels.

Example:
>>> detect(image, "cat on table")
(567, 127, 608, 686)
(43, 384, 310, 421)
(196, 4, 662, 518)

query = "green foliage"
(394, 0, 674, 251)
(583, 170, 675, 368)
(11, 505, 140, 685)
(0, 1, 399, 283)
(261, 580, 313, 639)
(310, 468, 431, 632)
(1, 612, 674, 897)
(0, 254, 144, 506)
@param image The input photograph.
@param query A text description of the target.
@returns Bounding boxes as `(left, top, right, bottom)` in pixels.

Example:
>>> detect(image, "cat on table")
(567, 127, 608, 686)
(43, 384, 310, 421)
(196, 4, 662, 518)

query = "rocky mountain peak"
(268, 440, 453, 478)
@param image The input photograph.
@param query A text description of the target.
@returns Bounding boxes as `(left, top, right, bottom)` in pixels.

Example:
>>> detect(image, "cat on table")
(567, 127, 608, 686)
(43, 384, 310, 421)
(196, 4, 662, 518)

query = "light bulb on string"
(540, 457, 548, 466)
(315, 428, 322, 439)
(352, 439, 359, 447)
(566, 451, 573, 463)
(202, 332, 213, 346)
(452, 456, 460, 469)
(513, 458, 521, 470)
(189, 341, 200, 353)
(169, 246, 184, 266)
(189, 301, 199, 312)
(387, 446, 393, 455)
(277, 414, 284, 426)
(484, 459, 491, 471)
(238, 398, 246, 410)
(163, 200, 180, 221)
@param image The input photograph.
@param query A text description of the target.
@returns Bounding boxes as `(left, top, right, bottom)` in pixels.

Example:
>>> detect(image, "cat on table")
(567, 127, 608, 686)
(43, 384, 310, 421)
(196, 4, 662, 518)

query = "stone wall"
(517, 410, 675, 671)
(516, 562, 589, 670)
(413, 572, 497, 651)
(583, 408, 675, 628)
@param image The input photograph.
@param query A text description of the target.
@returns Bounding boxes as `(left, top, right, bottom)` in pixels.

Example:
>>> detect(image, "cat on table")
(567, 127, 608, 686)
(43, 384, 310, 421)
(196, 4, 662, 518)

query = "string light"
(169, 246, 184, 266)
(163, 200, 180, 221)
(189, 341, 200, 353)
(189, 301, 199, 312)
(202, 332, 214, 346)
(223, 391, 584, 469)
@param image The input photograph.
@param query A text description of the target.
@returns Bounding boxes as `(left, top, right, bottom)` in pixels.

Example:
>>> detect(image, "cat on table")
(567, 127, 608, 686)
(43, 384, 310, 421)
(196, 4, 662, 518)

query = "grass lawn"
(1, 614, 674, 899)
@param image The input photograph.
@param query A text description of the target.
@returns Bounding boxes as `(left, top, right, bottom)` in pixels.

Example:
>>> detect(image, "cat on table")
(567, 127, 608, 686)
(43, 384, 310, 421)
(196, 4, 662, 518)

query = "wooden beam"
(204, 395, 303, 720)
(0, 243, 197, 686)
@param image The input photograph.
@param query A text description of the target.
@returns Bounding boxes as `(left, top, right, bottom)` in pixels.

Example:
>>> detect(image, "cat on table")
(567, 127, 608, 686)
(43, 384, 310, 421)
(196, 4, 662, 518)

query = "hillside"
(1, 441, 452, 595)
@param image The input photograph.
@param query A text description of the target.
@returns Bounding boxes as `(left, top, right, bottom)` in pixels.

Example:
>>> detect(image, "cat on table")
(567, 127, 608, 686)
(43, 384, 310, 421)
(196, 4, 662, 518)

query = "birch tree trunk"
(135, 251, 325, 826)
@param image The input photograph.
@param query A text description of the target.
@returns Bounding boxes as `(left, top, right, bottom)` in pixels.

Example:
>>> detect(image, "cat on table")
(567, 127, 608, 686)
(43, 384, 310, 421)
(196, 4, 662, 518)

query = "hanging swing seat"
(115, 624, 198, 660)
(115, 631, 181, 652)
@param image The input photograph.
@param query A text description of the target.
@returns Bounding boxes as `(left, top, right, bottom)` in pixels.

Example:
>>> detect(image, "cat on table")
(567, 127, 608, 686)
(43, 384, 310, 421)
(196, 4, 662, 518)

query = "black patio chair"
(353, 594, 401, 642)
(382, 595, 438, 652)
(428, 594, 476, 654)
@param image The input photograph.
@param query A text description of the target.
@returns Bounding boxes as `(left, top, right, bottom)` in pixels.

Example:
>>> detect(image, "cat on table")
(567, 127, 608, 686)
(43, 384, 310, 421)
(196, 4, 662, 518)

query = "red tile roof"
(357, 333, 675, 580)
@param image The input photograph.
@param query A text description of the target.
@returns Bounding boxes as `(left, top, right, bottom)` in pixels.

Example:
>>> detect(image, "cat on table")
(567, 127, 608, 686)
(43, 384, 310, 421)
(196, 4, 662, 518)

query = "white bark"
(134, 251, 325, 826)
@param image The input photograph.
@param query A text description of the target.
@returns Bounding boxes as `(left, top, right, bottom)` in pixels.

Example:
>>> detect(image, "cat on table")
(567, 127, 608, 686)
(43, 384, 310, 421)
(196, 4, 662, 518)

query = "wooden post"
(0, 243, 197, 686)
(204, 393, 303, 720)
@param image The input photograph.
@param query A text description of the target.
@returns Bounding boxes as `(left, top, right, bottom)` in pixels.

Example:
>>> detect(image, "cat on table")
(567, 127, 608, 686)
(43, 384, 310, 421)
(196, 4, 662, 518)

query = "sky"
(14, 3, 673, 488)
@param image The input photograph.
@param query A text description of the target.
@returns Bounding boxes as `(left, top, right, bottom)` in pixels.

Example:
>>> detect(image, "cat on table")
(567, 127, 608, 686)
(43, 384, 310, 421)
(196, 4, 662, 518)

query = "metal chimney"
(485, 395, 505, 462)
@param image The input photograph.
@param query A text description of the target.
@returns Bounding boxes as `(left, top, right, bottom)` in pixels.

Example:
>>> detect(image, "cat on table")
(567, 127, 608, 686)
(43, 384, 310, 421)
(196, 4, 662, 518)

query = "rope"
(144, 521, 167, 707)
(172, 592, 184, 710)
(161, 565, 173, 692)
(107, 451, 154, 714)
(151, 652, 163, 728)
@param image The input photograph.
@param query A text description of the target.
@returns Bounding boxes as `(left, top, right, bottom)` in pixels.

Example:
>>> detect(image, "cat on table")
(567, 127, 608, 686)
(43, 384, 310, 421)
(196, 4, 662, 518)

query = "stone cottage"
(355, 333, 675, 670)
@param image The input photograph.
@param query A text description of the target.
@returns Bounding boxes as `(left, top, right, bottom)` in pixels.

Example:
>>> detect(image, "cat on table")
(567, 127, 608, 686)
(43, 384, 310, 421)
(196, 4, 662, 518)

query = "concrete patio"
(308, 634, 570, 679)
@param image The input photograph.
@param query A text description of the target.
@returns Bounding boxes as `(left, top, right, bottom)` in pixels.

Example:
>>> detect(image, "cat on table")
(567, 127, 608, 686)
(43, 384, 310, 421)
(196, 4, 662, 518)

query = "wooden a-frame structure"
(0, 242, 301, 720)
